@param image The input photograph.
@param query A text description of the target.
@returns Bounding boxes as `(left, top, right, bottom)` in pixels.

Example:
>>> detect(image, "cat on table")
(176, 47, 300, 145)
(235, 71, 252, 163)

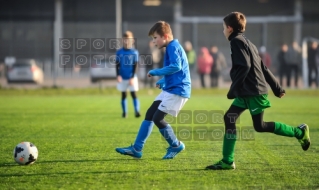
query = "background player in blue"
(116, 31, 140, 118)
(115, 21, 191, 159)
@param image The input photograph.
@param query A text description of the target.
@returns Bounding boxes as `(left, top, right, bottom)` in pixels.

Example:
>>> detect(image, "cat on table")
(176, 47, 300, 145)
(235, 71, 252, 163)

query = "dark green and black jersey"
(227, 32, 285, 99)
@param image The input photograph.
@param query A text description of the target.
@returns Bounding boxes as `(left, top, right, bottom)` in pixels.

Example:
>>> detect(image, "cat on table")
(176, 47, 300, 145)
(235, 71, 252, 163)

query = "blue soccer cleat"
(115, 145, 142, 159)
(162, 141, 185, 159)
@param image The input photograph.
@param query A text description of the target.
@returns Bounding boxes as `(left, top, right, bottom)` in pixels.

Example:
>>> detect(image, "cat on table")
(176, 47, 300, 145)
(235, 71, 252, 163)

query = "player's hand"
(117, 76, 122, 82)
(147, 70, 156, 77)
(155, 80, 165, 89)
(129, 78, 134, 86)
(279, 93, 285, 98)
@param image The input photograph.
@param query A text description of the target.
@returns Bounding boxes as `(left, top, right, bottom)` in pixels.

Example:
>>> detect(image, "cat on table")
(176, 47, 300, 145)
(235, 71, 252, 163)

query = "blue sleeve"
(148, 46, 181, 76)
(134, 50, 139, 62)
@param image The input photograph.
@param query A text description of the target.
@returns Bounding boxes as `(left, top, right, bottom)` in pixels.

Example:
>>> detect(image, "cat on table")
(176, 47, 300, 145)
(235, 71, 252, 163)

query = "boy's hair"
(148, 21, 172, 37)
(123, 31, 134, 38)
(223, 12, 246, 32)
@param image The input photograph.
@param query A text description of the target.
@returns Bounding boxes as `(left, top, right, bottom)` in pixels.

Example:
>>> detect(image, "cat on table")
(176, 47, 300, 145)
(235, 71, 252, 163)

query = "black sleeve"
(116, 61, 120, 76)
(131, 61, 138, 78)
(261, 60, 285, 97)
(227, 39, 251, 99)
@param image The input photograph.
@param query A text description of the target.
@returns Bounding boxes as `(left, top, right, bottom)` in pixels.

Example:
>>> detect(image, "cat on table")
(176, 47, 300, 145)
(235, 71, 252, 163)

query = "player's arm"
(130, 52, 139, 78)
(261, 60, 285, 97)
(116, 60, 120, 76)
(148, 46, 181, 76)
(227, 40, 250, 99)
(115, 53, 122, 82)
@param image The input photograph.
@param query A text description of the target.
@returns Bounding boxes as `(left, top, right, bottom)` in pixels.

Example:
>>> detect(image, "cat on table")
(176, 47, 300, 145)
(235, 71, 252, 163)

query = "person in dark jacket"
(307, 41, 318, 87)
(277, 43, 288, 86)
(285, 41, 302, 88)
(206, 12, 311, 170)
(210, 46, 227, 87)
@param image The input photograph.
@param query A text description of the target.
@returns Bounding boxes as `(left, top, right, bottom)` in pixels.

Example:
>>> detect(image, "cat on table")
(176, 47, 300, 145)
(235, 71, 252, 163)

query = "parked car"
(90, 60, 116, 83)
(7, 59, 44, 84)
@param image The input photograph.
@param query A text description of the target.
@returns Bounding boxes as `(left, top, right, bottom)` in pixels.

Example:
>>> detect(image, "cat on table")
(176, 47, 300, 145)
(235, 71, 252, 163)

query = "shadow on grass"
(0, 158, 137, 166)
(0, 168, 205, 177)
(37, 158, 132, 164)
(0, 158, 138, 167)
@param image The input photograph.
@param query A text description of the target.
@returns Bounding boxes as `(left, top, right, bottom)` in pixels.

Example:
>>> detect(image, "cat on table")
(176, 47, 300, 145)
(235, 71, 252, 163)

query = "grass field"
(0, 88, 319, 189)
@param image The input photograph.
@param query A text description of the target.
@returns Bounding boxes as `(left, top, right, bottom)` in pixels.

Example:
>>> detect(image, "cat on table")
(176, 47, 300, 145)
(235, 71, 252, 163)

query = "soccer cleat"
(205, 160, 236, 170)
(115, 145, 142, 159)
(135, 112, 141, 118)
(297, 124, 310, 151)
(162, 141, 185, 159)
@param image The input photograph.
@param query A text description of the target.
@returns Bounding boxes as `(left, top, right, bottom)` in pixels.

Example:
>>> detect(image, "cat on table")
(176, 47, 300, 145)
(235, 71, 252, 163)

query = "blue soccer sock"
(133, 98, 140, 113)
(121, 99, 127, 114)
(159, 124, 179, 147)
(133, 120, 154, 151)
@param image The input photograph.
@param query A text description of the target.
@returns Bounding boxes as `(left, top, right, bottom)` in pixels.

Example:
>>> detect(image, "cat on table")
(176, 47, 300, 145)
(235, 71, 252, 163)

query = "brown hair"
(148, 21, 172, 37)
(223, 12, 246, 32)
(123, 31, 134, 38)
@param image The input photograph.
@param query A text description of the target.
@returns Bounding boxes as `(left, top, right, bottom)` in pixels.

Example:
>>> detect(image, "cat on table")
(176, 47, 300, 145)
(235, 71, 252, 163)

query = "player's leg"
(117, 80, 129, 118)
(248, 94, 310, 151)
(115, 101, 161, 158)
(121, 91, 127, 118)
(154, 92, 188, 159)
(133, 100, 161, 151)
(267, 118, 310, 151)
(206, 103, 246, 170)
(129, 76, 140, 117)
(130, 91, 140, 117)
(152, 109, 185, 159)
(253, 112, 310, 151)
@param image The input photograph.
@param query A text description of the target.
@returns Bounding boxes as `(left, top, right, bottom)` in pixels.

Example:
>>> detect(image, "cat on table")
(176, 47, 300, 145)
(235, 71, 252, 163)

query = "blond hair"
(123, 31, 134, 38)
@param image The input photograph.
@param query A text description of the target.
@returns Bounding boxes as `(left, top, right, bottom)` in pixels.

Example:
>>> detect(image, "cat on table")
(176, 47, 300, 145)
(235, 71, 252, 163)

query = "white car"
(7, 59, 44, 84)
(90, 61, 116, 83)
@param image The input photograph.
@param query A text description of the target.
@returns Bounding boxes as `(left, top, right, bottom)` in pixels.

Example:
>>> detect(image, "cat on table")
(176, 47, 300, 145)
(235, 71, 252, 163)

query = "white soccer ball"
(13, 142, 38, 165)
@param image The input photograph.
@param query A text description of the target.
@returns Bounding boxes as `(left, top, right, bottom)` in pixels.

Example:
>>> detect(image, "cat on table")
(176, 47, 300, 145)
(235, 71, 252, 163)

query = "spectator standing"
(277, 43, 288, 86)
(307, 41, 319, 88)
(210, 46, 227, 87)
(197, 47, 213, 88)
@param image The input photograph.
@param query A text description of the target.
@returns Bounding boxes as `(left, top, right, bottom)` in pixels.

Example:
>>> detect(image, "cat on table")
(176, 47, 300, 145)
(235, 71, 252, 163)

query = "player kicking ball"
(115, 21, 191, 159)
(205, 12, 310, 170)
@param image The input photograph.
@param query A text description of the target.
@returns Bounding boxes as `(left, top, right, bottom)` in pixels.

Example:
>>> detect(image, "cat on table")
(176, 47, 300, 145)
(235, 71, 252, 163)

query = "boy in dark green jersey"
(206, 12, 310, 170)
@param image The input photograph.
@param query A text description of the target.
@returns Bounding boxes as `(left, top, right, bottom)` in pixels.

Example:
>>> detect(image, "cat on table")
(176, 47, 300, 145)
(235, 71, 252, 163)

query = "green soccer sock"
(274, 122, 304, 139)
(222, 133, 237, 164)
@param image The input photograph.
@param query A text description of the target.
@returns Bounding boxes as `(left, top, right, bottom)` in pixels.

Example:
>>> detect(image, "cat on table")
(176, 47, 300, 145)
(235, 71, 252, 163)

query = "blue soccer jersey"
(149, 39, 191, 98)
(116, 48, 139, 80)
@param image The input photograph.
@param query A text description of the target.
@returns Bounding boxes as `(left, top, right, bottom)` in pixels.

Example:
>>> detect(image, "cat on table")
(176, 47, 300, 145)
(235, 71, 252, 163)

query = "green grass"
(0, 88, 319, 189)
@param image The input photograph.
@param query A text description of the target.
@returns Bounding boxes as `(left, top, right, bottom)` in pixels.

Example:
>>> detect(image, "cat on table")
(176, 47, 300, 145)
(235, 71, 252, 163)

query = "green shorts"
(232, 94, 271, 115)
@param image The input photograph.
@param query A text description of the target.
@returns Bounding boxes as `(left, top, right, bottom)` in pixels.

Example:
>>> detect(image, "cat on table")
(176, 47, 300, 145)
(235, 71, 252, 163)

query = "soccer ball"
(13, 142, 38, 165)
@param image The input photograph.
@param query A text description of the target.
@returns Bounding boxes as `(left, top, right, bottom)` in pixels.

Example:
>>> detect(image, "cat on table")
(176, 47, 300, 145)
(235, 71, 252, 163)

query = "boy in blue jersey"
(115, 21, 191, 159)
(116, 31, 140, 118)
